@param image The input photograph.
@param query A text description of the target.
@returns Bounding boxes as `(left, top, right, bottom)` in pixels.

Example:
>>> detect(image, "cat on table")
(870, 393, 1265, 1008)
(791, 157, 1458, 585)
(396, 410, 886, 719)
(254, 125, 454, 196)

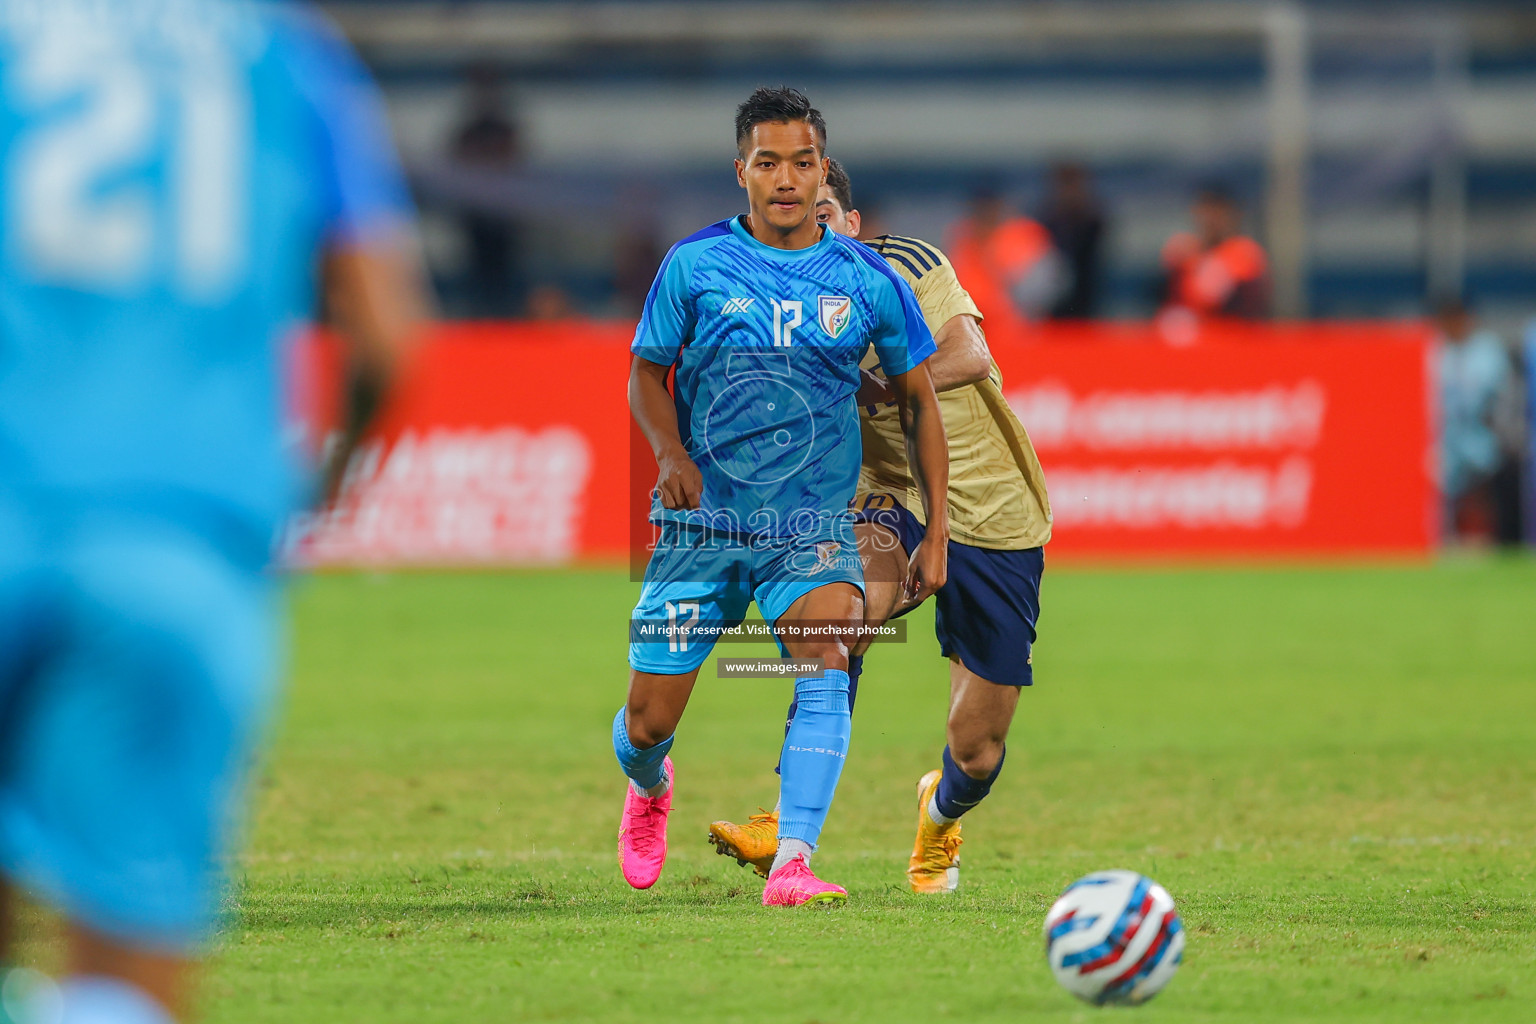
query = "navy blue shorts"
(856, 500, 1043, 687)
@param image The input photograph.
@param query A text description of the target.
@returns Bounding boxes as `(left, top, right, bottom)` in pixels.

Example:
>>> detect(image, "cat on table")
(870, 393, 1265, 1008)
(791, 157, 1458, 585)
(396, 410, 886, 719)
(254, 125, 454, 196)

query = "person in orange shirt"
(947, 186, 1063, 336)
(1159, 186, 1270, 320)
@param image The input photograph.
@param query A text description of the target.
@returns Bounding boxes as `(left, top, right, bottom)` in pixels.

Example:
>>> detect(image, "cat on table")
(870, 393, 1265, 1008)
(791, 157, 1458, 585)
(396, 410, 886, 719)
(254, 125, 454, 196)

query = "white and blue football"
(1043, 870, 1184, 1005)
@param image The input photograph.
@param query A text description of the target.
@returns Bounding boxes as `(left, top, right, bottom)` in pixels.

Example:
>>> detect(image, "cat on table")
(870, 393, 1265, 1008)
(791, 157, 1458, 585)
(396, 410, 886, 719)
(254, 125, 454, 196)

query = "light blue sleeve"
(867, 265, 937, 377)
(630, 244, 696, 367)
(278, 7, 414, 244)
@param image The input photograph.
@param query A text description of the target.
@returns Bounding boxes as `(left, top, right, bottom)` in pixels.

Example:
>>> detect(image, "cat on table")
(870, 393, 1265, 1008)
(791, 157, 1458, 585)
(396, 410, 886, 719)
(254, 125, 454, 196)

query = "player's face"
(813, 186, 862, 239)
(735, 120, 828, 236)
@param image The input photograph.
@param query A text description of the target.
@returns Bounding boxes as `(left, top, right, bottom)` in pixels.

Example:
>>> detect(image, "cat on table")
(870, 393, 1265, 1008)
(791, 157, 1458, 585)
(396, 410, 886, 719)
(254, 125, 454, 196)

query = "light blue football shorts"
(0, 499, 279, 951)
(628, 515, 864, 675)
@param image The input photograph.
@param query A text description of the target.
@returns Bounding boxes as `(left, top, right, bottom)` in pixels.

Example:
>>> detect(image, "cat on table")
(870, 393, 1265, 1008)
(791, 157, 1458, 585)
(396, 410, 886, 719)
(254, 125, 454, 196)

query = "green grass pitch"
(193, 561, 1533, 1022)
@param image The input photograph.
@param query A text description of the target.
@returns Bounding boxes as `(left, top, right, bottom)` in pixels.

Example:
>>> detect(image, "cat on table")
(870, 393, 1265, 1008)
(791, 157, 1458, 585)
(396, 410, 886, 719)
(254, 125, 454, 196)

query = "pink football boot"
(762, 853, 848, 907)
(617, 756, 673, 889)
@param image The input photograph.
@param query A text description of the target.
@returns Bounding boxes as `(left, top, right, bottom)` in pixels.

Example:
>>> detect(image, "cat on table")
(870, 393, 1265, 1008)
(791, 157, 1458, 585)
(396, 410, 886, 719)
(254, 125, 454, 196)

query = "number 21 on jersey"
(4, 27, 247, 300)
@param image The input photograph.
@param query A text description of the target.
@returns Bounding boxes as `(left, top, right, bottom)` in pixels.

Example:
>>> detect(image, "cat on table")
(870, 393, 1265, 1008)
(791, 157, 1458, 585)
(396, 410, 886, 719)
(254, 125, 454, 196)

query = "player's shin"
(932, 744, 1005, 824)
(774, 670, 851, 872)
(773, 653, 861, 780)
(611, 707, 673, 797)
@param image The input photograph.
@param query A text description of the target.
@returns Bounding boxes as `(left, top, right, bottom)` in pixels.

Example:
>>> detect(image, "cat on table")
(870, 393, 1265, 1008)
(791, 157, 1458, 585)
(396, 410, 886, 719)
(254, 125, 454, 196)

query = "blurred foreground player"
(0, 2, 423, 1021)
(621, 90, 948, 906)
(710, 159, 1052, 893)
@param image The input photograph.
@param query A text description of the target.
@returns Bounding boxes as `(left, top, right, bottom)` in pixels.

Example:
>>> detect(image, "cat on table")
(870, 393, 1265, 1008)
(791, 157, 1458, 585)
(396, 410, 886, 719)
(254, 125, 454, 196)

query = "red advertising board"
(991, 323, 1436, 558)
(289, 322, 640, 565)
(289, 321, 1435, 565)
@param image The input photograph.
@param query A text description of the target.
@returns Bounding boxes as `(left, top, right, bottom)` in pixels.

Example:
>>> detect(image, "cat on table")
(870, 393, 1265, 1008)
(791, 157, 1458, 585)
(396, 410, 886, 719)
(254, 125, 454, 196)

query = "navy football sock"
(775, 654, 861, 776)
(777, 670, 851, 846)
(934, 744, 1005, 821)
(611, 707, 672, 792)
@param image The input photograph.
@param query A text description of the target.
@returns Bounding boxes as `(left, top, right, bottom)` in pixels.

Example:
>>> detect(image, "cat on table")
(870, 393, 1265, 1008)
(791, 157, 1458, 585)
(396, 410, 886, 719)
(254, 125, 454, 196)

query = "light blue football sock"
(55, 976, 174, 1024)
(611, 707, 673, 792)
(776, 669, 851, 848)
(774, 653, 861, 777)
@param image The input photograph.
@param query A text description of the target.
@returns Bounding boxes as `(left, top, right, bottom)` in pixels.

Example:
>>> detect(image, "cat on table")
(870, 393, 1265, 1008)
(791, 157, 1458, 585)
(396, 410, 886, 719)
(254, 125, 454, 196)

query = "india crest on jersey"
(814, 540, 842, 571)
(818, 295, 852, 339)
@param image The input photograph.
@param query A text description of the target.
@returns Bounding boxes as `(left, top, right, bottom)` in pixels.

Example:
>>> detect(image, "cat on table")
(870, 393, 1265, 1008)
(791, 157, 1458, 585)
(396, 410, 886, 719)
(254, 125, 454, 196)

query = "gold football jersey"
(858, 234, 1052, 550)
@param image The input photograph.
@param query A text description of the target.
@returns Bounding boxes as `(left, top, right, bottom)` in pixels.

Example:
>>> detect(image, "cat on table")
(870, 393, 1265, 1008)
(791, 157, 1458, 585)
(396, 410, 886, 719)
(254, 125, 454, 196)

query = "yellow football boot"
(907, 769, 962, 894)
(708, 809, 779, 878)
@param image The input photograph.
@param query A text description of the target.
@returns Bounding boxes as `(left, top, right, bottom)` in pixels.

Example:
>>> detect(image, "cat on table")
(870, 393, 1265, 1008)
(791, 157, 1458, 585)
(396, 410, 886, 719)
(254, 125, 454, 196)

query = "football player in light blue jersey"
(0, 2, 425, 1020)
(616, 87, 950, 906)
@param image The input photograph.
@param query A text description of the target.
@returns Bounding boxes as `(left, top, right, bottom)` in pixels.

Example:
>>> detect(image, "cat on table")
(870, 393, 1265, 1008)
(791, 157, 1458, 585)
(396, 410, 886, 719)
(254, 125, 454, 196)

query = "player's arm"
(925, 313, 991, 391)
(628, 243, 702, 510)
(857, 313, 988, 405)
(629, 357, 702, 510)
(290, 13, 430, 505)
(320, 242, 428, 503)
(858, 248, 991, 403)
(868, 266, 949, 600)
(886, 363, 949, 602)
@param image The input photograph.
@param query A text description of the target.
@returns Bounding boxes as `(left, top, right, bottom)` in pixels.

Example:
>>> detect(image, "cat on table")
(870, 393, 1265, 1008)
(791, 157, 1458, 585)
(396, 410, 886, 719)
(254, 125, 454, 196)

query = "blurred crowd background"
(321, 0, 1536, 546)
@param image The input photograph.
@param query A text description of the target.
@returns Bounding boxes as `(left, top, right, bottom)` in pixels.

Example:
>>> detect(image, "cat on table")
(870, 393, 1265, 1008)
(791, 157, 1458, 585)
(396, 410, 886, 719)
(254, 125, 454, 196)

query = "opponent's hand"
(857, 367, 894, 407)
(656, 448, 703, 510)
(903, 531, 948, 604)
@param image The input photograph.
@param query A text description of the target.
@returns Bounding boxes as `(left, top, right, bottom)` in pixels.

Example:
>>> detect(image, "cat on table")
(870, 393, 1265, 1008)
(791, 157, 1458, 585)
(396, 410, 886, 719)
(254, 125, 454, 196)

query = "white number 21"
(7, 29, 247, 300)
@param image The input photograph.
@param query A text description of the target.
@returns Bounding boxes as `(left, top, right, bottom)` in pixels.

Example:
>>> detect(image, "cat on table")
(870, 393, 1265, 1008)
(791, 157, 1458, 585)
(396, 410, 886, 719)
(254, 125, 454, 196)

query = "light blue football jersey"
(632, 216, 935, 535)
(0, 0, 411, 546)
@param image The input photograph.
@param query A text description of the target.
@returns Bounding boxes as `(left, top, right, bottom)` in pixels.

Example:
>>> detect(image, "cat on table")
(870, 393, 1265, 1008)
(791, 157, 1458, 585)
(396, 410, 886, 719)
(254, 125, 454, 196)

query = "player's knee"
(797, 638, 851, 671)
(949, 737, 1005, 779)
(625, 710, 673, 750)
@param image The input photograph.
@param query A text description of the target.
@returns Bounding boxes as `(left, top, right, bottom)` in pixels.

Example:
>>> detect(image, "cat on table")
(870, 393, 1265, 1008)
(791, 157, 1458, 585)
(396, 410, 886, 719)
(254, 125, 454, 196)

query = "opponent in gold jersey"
(710, 159, 1050, 894)
(857, 239, 1052, 549)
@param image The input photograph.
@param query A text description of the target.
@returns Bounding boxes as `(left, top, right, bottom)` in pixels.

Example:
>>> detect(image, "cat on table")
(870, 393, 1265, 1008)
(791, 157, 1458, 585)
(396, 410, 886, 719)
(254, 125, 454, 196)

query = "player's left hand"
(904, 531, 948, 604)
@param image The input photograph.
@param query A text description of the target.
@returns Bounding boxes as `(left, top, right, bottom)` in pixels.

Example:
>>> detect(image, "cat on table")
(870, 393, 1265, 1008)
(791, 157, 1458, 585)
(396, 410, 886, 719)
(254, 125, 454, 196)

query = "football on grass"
(1044, 870, 1184, 1005)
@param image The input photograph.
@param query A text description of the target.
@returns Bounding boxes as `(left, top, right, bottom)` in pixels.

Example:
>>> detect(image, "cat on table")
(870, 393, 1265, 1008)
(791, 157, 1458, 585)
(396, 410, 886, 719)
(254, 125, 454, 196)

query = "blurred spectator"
(1522, 321, 1536, 546)
(1158, 186, 1270, 322)
(449, 65, 525, 316)
(852, 201, 891, 241)
(947, 185, 1064, 336)
(613, 222, 664, 318)
(527, 283, 578, 322)
(1490, 346, 1529, 546)
(1036, 162, 1106, 319)
(1435, 298, 1523, 545)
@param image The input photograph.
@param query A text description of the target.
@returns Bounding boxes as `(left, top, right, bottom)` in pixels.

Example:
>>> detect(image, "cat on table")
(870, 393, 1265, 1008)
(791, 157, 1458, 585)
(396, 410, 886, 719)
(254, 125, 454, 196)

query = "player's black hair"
(825, 158, 854, 213)
(735, 86, 827, 155)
